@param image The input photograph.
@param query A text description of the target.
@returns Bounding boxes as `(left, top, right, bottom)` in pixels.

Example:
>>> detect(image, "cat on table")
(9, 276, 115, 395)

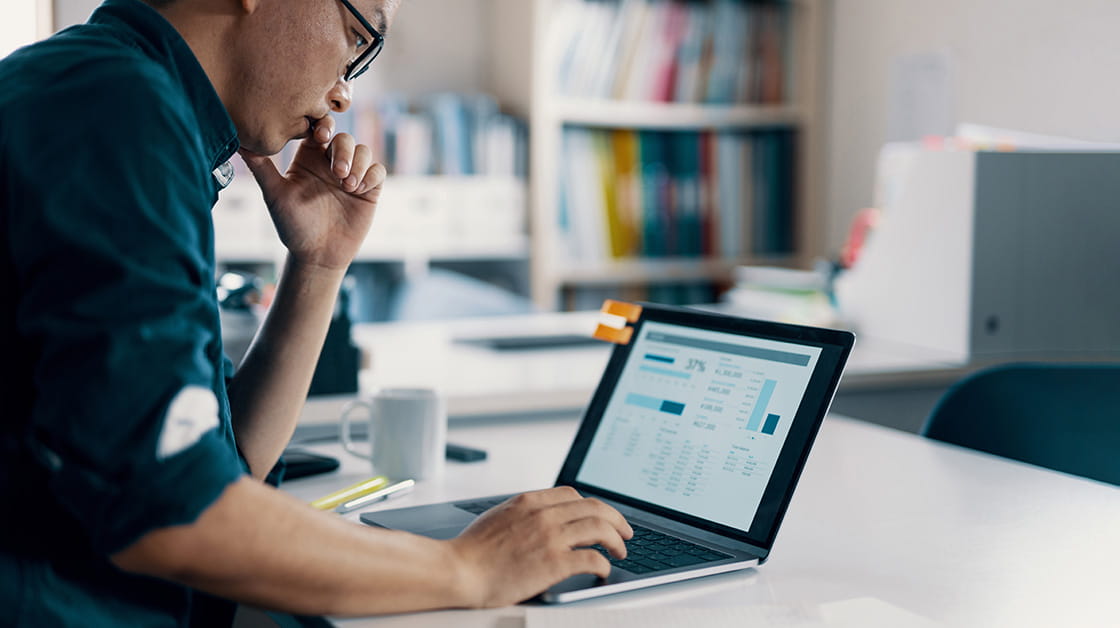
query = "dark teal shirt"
(0, 0, 249, 625)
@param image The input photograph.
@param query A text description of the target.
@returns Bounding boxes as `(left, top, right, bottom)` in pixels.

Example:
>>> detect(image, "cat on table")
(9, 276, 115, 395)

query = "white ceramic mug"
(339, 388, 447, 480)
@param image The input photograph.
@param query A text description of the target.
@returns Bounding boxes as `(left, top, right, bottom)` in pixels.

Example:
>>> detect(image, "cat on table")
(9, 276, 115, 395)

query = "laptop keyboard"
(454, 498, 732, 574)
(594, 524, 732, 574)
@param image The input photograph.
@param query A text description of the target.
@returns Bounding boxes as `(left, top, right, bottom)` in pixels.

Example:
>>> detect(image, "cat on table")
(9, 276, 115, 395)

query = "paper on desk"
(525, 597, 940, 628)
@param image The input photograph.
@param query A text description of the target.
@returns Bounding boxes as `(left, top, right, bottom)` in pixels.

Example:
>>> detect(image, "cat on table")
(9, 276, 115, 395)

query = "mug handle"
(339, 399, 374, 461)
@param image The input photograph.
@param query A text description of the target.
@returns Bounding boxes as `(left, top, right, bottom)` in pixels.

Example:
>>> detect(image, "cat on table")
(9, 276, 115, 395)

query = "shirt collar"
(89, 0, 240, 174)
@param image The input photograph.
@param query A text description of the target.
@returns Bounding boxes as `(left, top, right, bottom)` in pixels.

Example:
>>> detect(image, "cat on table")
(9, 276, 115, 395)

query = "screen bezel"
(556, 304, 855, 550)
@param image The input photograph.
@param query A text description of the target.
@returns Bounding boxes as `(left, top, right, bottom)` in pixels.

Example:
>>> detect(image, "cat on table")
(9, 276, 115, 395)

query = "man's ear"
(239, 0, 261, 15)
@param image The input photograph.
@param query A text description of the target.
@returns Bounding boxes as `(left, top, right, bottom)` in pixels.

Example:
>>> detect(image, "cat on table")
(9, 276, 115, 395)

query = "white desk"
(297, 311, 971, 433)
(284, 414, 1120, 627)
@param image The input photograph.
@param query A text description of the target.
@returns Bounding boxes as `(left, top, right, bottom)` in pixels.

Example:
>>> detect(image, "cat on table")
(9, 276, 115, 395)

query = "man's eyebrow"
(373, 9, 389, 36)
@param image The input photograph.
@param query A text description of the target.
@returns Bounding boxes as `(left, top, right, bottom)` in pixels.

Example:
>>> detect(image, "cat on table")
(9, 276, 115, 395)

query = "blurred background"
(10, 0, 1120, 333)
(10, 0, 1120, 436)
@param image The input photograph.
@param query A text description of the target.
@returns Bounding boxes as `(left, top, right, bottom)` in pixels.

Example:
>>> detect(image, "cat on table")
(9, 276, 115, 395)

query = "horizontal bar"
(647, 332, 810, 366)
(639, 365, 691, 379)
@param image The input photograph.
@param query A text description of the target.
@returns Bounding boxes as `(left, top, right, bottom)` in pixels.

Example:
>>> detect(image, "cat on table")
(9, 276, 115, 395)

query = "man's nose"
(329, 79, 352, 113)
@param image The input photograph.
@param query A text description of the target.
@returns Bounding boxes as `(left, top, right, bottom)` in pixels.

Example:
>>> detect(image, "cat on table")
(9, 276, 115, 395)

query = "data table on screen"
(577, 322, 823, 530)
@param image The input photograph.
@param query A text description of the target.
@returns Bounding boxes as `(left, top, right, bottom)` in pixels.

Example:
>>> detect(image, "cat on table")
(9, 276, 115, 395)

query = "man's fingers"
(358, 162, 387, 197)
(540, 497, 633, 541)
(448, 487, 637, 607)
(313, 116, 335, 145)
(565, 518, 628, 559)
(328, 133, 357, 181)
(507, 486, 583, 509)
(570, 548, 613, 580)
(346, 144, 374, 193)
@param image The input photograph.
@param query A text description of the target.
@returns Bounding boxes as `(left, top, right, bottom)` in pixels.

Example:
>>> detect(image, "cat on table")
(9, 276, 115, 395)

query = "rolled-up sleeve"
(7, 62, 245, 555)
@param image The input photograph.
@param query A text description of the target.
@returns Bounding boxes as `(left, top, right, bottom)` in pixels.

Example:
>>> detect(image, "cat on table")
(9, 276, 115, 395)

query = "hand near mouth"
(238, 115, 387, 272)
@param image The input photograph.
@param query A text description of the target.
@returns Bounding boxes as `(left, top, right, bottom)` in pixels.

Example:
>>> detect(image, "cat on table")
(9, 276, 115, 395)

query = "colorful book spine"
(557, 0, 792, 105)
(611, 130, 643, 256)
(557, 127, 796, 263)
(340, 93, 526, 178)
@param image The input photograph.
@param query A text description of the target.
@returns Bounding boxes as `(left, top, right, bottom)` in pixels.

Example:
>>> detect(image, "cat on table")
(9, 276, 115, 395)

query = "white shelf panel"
(216, 242, 530, 265)
(553, 256, 799, 286)
(353, 239, 531, 263)
(552, 99, 807, 130)
(214, 175, 529, 266)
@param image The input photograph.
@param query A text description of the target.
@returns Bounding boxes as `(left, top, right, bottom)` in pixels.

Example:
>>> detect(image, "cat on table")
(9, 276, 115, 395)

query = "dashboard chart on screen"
(577, 321, 822, 531)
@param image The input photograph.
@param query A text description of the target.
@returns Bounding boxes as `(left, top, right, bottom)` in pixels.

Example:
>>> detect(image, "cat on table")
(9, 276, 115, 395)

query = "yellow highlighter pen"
(310, 475, 390, 511)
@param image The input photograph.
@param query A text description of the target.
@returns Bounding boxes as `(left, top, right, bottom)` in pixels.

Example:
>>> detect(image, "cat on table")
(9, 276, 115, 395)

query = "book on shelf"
(750, 128, 796, 254)
(559, 129, 609, 261)
(639, 130, 671, 257)
(611, 130, 643, 255)
(672, 0, 711, 103)
(557, 127, 797, 265)
(592, 132, 626, 258)
(669, 132, 702, 256)
(555, 0, 793, 105)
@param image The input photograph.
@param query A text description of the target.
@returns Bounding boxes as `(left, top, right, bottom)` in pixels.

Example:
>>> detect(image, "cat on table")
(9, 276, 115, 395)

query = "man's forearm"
(228, 255, 347, 478)
(111, 477, 478, 616)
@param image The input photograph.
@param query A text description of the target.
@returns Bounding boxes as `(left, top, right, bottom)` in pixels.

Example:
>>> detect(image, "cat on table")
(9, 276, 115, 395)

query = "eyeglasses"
(337, 0, 384, 81)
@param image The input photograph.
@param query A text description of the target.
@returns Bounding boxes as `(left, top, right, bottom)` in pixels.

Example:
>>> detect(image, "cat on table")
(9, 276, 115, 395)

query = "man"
(0, 0, 631, 624)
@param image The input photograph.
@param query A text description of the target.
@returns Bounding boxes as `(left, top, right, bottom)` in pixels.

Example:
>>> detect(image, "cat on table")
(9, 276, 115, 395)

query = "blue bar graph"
(644, 353, 675, 364)
(747, 379, 777, 431)
(625, 393, 686, 416)
(761, 413, 781, 435)
(660, 401, 685, 415)
(639, 365, 691, 379)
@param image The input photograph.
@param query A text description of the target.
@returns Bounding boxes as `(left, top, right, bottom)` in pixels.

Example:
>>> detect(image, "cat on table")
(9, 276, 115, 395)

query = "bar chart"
(625, 392, 686, 416)
(745, 379, 780, 435)
(576, 321, 823, 532)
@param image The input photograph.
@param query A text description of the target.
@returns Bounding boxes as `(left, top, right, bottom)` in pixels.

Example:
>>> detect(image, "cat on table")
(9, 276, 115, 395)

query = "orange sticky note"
(601, 299, 642, 322)
(593, 323, 634, 345)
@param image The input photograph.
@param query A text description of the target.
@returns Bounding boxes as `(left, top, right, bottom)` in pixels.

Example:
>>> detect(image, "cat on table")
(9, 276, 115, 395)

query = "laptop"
(362, 303, 855, 603)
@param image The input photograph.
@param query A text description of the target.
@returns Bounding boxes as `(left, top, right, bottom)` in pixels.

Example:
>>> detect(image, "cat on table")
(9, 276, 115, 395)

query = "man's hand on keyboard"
(446, 486, 634, 607)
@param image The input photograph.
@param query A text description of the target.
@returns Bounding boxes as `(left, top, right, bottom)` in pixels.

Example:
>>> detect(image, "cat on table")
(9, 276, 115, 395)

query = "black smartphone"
(279, 449, 340, 480)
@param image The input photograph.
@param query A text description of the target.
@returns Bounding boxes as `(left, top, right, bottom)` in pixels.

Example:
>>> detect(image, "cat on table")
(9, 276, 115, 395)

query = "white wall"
(826, 0, 1120, 253)
(1, 3, 39, 59)
(52, 0, 96, 32)
(355, 0, 488, 100)
(3, 0, 52, 58)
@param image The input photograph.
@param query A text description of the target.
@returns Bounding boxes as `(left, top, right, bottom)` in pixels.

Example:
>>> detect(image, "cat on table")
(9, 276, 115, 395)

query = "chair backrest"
(921, 363, 1120, 486)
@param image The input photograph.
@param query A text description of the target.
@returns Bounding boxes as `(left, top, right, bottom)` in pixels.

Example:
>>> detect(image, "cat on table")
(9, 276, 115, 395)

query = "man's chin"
(238, 143, 283, 159)
(237, 132, 292, 158)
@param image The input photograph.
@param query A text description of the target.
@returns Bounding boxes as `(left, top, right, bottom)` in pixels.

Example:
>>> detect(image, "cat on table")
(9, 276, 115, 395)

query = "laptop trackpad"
(413, 526, 467, 540)
(361, 504, 476, 539)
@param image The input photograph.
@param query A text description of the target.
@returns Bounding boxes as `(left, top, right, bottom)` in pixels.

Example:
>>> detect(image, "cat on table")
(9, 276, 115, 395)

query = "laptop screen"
(559, 306, 853, 550)
(575, 320, 822, 532)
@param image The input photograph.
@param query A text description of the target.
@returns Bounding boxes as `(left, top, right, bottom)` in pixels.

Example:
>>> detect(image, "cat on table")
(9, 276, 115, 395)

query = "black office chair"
(921, 363, 1120, 486)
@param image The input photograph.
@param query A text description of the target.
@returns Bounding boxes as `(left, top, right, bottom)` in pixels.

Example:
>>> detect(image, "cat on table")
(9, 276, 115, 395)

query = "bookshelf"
(504, 0, 827, 311)
(212, 0, 827, 317)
